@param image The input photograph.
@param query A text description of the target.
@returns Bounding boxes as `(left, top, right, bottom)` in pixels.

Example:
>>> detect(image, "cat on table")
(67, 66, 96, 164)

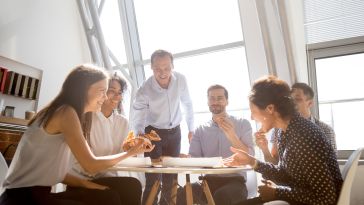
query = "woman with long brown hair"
(0, 64, 153, 205)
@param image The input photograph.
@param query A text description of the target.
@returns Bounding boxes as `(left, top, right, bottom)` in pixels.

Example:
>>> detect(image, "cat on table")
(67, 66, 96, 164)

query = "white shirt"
(4, 121, 71, 188)
(132, 71, 194, 134)
(70, 112, 145, 185)
(89, 112, 128, 156)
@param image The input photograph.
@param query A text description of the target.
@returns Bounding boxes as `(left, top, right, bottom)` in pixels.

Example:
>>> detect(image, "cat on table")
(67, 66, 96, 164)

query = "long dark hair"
(29, 64, 108, 131)
(83, 72, 128, 145)
(249, 75, 296, 119)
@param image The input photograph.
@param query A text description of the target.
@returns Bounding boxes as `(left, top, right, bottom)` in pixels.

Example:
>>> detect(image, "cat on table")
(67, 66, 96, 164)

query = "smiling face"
(151, 55, 173, 89)
(249, 102, 275, 133)
(85, 79, 108, 113)
(103, 80, 123, 110)
(208, 88, 228, 115)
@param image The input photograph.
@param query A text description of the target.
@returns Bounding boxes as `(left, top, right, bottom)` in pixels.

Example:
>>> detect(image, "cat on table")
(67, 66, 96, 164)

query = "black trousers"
(177, 175, 248, 205)
(0, 177, 141, 205)
(142, 125, 181, 205)
(0, 186, 84, 205)
(61, 176, 142, 205)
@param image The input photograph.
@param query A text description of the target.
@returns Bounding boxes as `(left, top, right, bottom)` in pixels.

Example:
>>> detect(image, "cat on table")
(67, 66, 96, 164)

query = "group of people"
(0, 49, 343, 205)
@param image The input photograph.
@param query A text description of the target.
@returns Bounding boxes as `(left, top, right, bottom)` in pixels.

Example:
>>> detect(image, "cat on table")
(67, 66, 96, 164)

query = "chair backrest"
(246, 170, 258, 198)
(337, 147, 363, 205)
(0, 153, 9, 195)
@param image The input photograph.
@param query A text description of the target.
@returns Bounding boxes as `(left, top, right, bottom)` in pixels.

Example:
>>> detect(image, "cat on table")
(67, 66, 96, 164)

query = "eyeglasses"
(107, 89, 123, 97)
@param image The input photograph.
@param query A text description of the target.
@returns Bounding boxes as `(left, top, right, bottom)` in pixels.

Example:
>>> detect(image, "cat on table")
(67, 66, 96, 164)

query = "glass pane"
(99, 0, 127, 64)
(316, 53, 364, 150)
(134, 0, 243, 56)
(145, 48, 251, 111)
(319, 101, 364, 150)
(144, 48, 251, 153)
(316, 53, 364, 101)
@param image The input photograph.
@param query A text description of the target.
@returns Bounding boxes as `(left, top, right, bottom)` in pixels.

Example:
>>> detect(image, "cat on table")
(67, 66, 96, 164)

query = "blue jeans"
(142, 125, 181, 205)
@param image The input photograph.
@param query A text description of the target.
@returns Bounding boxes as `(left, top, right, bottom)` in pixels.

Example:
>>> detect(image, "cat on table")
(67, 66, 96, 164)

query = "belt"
(147, 125, 180, 133)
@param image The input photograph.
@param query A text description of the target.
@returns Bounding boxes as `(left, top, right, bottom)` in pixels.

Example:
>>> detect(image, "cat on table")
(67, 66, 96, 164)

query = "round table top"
(109, 165, 252, 174)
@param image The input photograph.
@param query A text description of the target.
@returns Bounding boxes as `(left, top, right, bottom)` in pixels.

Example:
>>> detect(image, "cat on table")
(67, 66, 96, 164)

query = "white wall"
(0, 0, 91, 110)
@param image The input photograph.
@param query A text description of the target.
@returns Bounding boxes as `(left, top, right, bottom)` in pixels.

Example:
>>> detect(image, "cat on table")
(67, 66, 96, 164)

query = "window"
(98, 0, 127, 65)
(135, 0, 252, 153)
(134, 0, 244, 56)
(308, 41, 364, 155)
(144, 47, 251, 153)
(316, 52, 364, 151)
(88, 0, 254, 154)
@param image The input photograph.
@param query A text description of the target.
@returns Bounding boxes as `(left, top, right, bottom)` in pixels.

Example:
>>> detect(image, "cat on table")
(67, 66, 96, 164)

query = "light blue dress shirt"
(132, 71, 194, 134)
(189, 115, 254, 178)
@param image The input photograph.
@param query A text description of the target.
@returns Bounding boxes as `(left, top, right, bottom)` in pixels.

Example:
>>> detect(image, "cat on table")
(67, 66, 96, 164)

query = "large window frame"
(78, 0, 256, 154)
(307, 36, 364, 160)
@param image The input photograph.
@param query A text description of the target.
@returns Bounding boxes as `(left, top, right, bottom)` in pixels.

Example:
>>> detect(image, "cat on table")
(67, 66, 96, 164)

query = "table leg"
(145, 180, 161, 205)
(202, 180, 215, 205)
(170, 178, 178, 205)
(185, 174, 193, 205)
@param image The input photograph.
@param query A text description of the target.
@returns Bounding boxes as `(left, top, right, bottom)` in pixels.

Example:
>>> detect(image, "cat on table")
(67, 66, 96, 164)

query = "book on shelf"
(1, 68, 40, 100)
(32, 79, 39, 99)
(10, 73, 19, 95)
(14, 74, 23, 96)
(3, 71, 15, 94)
(28, 78, 39, 99)
(21, 76, 30, 98)
(0, 67, 8, 93)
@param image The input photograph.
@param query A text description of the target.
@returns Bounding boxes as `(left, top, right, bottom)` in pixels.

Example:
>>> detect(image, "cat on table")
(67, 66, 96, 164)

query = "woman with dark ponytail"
(225, 76, 342, 205)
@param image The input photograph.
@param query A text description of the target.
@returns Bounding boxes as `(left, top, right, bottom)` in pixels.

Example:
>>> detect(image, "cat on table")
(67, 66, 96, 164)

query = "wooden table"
(109, 165, 252, 205)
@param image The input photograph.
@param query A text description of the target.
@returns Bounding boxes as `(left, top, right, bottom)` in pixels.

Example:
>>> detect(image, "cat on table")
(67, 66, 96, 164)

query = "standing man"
(132, 49, 194, 205)
(180, 84, 254, 205)
(256, 82, 337, 164)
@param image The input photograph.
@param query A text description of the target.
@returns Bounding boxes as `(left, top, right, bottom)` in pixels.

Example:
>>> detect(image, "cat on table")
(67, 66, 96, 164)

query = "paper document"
(162, 157, 223, 168)
(116, 157, 152, 167)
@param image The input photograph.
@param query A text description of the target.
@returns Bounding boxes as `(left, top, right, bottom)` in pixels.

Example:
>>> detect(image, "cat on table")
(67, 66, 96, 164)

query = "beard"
(209, 105, 224, 114)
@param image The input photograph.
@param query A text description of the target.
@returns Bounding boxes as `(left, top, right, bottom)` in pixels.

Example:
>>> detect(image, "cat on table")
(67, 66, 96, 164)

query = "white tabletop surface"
(109, 165, 252, 174)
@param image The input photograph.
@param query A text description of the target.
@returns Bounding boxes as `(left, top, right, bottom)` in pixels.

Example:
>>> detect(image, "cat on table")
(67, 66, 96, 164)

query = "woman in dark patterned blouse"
(225, 76, 343, 205)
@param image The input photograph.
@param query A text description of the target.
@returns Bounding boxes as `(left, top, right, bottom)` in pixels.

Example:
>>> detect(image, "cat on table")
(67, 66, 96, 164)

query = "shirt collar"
(95, 111, 114, 124)
(151, 71, 176, 91)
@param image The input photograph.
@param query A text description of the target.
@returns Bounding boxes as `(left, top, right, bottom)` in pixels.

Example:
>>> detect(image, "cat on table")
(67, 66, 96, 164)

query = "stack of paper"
(162, 157, 223, 168)
(116, 157, 152, 167)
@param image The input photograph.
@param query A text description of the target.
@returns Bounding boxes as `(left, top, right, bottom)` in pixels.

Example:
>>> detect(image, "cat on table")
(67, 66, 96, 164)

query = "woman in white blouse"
(66, 73, 145, 205)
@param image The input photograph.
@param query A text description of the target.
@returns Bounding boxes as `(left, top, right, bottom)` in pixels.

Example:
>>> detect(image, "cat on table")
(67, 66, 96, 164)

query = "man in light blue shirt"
(179, 84, 254, 205)
(132, 49, 194, 205)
